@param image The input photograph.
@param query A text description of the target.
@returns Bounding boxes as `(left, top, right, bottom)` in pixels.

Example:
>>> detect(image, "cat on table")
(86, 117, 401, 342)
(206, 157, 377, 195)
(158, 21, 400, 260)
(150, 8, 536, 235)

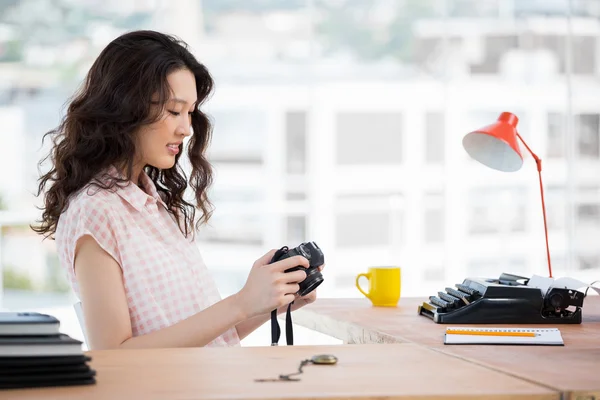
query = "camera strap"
(270, 304, 294, 346)
(270, 247, 294, 346)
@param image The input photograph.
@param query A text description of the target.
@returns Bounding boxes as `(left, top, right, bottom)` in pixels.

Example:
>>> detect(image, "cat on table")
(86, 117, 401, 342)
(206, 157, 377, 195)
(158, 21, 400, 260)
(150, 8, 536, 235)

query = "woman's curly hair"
(33, 30, 215, 239)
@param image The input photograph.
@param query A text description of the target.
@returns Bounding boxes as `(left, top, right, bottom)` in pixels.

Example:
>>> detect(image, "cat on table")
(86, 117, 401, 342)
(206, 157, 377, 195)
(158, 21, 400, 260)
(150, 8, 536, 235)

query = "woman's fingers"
(253, 249, 278, 267)
(280, 294, 296, 307)
(279, 270, 307, 284)
(285, 283, 301, 295)
(270, 255, 309, 272)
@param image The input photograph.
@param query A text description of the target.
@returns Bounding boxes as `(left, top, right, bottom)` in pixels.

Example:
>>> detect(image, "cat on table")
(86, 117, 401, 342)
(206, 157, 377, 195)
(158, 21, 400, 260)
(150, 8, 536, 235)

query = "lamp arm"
(516, 133, 542, 171)
(516, 133, 553, 278)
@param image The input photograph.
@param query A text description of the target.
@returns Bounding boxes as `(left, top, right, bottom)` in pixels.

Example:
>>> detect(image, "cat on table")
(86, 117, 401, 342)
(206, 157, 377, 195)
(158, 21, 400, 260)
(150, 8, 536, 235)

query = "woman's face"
(135, 68, 198, 174)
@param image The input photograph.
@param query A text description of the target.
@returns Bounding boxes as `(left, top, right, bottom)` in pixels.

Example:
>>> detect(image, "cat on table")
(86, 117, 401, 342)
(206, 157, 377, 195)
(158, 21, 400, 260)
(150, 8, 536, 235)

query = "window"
(467, 258, 526, 278)
(197, 213, 264, 245)
(286, 111, 307, 174)
(335, 211, 390, 247)
(286, 215, 307, 244)
(334, 274, 357, 289)
(198, 188, 265, 245)
(546, 186, 566, 230)
(548, 256, 566, 275)
(336, 112, 403, 165)
(449, 0, 501, 18)
(577, 254, 600, 270)
(209, 187, 264, 205)
(423, 266, 445, 282)
(547, 113, 565, 159)
(467, 259, 500, 278)
(334, 193, 404, 248)
(425, 112, 445, 164)
(208, 109, 266, 163)
(573, 187, 600, 272)
(211, 270, 249, 298)
(424, 193, 444, 243)
(577, 203, 600, 228)
(531, 35, 595, 76)
(576, 114, 600, 159)
(468, 187, 527, 235)
(571, 36, 596, 75)
(286, 192, 306, 201)
(471, 35, 519, 74)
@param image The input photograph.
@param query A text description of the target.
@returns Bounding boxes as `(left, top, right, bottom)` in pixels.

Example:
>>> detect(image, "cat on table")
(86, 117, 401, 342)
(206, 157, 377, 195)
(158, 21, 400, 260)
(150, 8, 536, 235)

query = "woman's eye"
(168, 110, 180, 116)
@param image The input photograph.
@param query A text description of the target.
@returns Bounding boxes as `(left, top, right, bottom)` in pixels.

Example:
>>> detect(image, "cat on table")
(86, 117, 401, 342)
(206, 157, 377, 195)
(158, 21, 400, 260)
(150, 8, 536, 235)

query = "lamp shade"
(462, 112, 523, 172)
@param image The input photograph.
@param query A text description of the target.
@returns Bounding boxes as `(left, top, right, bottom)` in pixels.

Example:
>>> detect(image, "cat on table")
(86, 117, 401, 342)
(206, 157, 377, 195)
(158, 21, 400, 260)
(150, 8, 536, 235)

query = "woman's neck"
(132, 163, 145, 186)
(120, 164, 144, 186)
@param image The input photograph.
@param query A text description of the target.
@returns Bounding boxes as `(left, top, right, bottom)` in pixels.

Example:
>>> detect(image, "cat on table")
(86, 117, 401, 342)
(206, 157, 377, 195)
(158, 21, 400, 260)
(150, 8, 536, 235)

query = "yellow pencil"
(446, 330, 536, 337)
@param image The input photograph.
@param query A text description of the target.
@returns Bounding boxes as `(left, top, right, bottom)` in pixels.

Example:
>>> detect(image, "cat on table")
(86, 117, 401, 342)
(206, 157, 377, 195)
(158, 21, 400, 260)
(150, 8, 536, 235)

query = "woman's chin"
(150, 158, 177, 170)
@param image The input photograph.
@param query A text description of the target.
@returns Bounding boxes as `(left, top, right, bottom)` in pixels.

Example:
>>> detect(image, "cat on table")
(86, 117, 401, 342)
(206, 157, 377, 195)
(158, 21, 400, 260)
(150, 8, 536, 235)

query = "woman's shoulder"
(57, 183, 126, 239)
(55, 182, 124, 268)
(65, 183, 121, 216)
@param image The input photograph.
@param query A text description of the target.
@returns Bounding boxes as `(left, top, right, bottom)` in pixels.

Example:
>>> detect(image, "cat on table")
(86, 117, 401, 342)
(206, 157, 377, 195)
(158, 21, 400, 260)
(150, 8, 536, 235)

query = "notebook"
(444, 327, 564, 346)
(0, 368, 96, 384)
(1, 363, 91, 376)
(0, 334, 83, 357)
(0, 312, 60, 336)
(0, 355, 91, 368)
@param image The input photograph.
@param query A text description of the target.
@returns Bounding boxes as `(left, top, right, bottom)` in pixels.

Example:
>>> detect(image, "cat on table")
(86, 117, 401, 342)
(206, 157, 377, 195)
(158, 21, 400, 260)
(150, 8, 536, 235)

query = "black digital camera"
(272, 241, 325, 297)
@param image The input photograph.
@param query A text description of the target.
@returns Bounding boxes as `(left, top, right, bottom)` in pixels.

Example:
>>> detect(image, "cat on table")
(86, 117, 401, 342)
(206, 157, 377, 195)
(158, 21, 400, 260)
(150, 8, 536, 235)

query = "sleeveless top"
(55, 169, 240, 347)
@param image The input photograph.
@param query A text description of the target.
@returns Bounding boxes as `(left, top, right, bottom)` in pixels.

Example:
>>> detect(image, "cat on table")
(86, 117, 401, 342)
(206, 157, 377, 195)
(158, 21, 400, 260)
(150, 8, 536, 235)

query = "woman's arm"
(74, 235, 308, 350)
(235, 288, 320, 340)
(235, 313, 272, 341)
(235, 265, 324, 340)
(75, 235, 247, 349)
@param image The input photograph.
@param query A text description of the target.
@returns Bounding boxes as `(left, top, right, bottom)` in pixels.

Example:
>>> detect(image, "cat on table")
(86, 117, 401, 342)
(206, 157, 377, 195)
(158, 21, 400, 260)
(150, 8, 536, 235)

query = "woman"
(33, 30, 319, 350)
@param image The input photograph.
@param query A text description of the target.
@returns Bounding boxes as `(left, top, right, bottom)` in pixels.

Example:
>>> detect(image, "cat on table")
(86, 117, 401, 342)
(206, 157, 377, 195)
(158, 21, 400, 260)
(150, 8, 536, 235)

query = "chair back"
(73, 301, 88, 345)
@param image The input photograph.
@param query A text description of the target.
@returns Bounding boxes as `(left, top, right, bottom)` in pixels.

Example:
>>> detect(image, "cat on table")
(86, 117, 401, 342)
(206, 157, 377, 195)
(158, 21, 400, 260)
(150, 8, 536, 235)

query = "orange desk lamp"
(462, 111, 553, 278)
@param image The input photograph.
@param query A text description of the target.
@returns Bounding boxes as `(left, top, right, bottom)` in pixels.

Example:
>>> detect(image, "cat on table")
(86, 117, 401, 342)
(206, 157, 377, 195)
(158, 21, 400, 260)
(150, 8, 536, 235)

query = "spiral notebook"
(444, 327, 564, 346)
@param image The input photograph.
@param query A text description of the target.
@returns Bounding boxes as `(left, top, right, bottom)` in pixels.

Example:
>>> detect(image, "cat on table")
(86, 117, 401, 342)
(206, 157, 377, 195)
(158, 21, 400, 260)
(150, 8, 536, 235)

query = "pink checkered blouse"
(55, 169, 240, 347)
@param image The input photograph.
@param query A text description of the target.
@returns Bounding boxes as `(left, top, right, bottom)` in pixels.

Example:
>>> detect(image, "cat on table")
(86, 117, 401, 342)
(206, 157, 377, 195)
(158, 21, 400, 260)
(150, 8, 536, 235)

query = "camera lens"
(298, 267, 324, 297)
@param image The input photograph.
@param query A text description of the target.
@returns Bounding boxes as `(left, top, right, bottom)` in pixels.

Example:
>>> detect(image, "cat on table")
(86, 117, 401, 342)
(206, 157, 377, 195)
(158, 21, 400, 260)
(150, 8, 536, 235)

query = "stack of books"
(0, 311, 96, 390)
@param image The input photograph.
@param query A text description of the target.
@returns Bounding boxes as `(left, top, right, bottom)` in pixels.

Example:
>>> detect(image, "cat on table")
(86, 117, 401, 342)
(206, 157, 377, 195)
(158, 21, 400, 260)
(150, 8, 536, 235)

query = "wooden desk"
(5, 343, 557, 400)
(290, 296, 600, 400)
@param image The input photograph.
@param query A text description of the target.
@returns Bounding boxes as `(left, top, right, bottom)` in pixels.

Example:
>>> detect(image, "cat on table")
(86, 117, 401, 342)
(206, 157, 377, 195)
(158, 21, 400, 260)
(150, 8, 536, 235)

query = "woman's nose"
(178, 118, 192, 137)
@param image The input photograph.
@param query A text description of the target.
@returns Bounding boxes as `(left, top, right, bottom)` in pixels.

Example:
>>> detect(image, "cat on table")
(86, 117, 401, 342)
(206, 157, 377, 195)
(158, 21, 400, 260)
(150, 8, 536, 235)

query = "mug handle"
(355, 273, 371, 299)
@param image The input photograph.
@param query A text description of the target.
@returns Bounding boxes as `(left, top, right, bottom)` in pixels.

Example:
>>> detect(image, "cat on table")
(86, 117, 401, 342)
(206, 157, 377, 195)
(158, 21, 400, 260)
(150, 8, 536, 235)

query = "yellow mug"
(355, 266, 401, 307)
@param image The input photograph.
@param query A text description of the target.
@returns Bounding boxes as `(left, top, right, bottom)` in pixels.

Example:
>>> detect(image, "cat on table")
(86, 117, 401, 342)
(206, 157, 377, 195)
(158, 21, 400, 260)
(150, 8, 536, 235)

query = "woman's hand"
(279, 263, 325, 313)
(236, 249, 309, 319)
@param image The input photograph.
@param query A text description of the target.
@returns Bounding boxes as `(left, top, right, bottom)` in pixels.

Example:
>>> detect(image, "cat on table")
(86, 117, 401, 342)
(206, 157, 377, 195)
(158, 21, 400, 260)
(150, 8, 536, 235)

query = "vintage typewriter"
(418, 272, 585, 324)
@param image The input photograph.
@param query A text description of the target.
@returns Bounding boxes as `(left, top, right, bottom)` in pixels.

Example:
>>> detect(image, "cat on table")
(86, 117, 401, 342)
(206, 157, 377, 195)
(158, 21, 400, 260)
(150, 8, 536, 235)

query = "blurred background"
(1, 0, 599, 347)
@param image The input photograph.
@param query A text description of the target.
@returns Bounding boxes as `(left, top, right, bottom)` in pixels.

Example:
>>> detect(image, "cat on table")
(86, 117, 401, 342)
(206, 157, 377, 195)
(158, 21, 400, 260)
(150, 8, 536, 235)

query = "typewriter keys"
(255, 354, 338, 382)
